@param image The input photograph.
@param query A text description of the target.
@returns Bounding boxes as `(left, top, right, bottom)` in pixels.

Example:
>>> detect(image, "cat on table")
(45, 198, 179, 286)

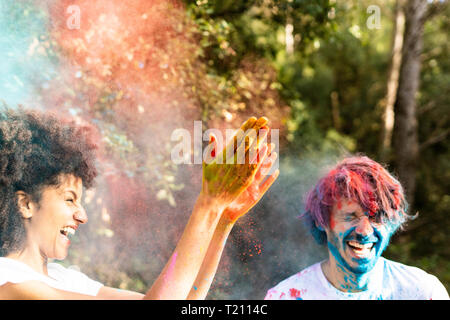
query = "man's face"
(324, 199, 395, 275)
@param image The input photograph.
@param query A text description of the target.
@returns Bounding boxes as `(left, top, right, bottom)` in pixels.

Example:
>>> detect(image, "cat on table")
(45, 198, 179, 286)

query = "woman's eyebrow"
(65, 189, 78, 199)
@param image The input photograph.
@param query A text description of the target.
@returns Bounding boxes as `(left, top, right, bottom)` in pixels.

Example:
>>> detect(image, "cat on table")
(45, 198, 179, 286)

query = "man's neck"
(321, 258, 380, 293)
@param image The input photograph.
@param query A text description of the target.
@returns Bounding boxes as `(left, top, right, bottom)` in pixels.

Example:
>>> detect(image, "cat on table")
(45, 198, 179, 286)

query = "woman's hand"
(203, 117, 279, 222)
(188, 118, 279, 299)
(222, 142, 279, 222)
(200, 117, 270, 211)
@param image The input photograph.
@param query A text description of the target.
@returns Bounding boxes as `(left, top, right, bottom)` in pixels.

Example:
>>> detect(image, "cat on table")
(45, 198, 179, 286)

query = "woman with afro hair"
(0, 108, 279, 299)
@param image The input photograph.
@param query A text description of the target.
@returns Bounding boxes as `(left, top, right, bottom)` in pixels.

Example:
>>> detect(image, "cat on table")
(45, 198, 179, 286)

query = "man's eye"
(370, 215, 384, 224)
(66, 199, 74, 203)
(344, 213, 357, 221)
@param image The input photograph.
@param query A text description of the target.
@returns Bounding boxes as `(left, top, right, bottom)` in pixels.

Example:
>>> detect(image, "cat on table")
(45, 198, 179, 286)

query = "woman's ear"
(16, 191, 34, 219)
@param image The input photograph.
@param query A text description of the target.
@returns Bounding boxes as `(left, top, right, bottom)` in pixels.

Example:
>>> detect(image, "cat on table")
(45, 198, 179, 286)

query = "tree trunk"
(331, 91, 341, 131)
(391, 0, 427, 208)
(380, 0, 405, 161)
(285, 5, 294, 55)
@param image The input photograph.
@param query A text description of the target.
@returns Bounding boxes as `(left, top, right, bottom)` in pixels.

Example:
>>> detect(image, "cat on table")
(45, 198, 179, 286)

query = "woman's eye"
(66, 199, 74, 203)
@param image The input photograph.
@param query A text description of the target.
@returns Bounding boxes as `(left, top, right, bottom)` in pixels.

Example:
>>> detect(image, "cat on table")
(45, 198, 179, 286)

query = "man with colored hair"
(265, 156, 448, 300)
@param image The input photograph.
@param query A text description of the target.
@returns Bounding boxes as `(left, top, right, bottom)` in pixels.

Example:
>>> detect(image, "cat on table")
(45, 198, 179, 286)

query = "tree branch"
(424, 0, 448, 21)
(419, 128, 450, 151)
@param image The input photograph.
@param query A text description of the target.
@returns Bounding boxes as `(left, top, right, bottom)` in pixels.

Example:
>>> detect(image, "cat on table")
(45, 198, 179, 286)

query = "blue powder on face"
(327, 225, 393, 276)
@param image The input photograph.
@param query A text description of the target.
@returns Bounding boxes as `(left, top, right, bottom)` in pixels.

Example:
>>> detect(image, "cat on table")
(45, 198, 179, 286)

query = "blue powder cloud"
(0, 1, 57, 107)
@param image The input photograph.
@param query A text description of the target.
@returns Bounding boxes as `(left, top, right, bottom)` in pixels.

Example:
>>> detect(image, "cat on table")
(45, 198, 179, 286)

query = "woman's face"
(23, 174, 87, 260)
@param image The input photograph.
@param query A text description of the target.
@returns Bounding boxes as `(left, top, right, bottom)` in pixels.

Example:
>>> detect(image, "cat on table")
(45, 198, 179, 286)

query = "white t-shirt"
(0, 257, 103, 296)
(265, 257, 449, 300)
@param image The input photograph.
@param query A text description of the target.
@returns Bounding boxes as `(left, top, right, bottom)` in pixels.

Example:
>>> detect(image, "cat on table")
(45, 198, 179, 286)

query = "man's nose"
(355, 216, 373, 236)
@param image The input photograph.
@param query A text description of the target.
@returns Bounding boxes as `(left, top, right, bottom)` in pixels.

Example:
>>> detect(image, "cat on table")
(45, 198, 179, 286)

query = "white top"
(0, 257, 103, 296)
(265, 257, 449, 300)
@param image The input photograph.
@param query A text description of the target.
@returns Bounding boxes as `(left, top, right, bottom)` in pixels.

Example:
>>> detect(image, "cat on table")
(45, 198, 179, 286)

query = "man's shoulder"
(264, 262, 323, 300)
(381, 257, 449, 299)
(382, 258, 435, 281)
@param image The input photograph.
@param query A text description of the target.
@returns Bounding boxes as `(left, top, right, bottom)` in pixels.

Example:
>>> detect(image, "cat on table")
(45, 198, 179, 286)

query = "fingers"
(237, 117, 266, 148)
(247, 117, 268, 152)
(248, 125, 269, 164)
(208, 116, 273, 195)
(209, 133, 217, 158)
(221, 118, 250, 164)
(231, 117, 257, 153)
(232, 117, 269, 164)
(250, 142, 268, 168)
(203, 133, 218, 164)
(241, 116, 258, 131)
(254, 142, 276, 183)
(261, 149, 278, 176)
(255, 116, 268, 128)
(259, 168, 280, 195)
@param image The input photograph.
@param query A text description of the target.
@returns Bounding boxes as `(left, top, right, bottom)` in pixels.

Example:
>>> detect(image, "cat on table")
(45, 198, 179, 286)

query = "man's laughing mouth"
(346, 240, 376, 258)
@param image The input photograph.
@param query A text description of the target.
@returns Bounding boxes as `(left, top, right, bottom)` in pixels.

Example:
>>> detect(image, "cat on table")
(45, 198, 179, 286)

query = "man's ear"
(16, 191, 34, 219)
(315, 221, 325, 232)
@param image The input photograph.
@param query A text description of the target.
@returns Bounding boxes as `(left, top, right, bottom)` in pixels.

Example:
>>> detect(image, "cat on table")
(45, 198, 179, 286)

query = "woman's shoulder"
(0, 258, 103, 297)
(47, 261, 104, 296)
(0, 257, 48, 287)
(47, 261, 89, 282)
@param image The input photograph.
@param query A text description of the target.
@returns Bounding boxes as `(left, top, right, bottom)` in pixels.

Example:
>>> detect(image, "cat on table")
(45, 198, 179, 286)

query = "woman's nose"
(74, 206, 88, 224)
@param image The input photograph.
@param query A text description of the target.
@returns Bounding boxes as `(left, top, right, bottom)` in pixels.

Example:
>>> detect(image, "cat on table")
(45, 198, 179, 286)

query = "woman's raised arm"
(187, 136, 279, 300)
(144, 117, 272, 300)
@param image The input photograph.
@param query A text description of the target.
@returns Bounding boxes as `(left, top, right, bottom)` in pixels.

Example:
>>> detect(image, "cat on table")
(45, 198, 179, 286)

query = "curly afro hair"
(0, 107, 98, 256)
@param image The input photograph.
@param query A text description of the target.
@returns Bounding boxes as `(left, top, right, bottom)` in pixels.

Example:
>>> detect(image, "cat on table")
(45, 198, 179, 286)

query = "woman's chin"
(50, 248, 69, 261)
(52, 256, 67, 261)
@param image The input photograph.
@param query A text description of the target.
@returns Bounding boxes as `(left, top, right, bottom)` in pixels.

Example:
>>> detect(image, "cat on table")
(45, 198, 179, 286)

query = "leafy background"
(0, 0, 448, 298)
